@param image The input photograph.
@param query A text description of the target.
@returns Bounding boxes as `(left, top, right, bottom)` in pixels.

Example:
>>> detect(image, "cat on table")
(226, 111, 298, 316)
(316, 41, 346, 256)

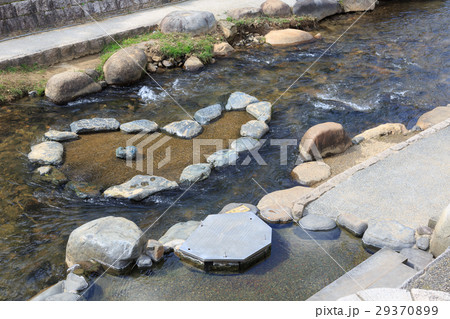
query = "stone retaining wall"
(0, 0, 181, 39)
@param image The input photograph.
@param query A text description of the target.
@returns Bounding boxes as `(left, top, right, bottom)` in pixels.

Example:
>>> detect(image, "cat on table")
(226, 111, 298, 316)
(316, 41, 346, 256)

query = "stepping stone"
(194, 104, 222, 125)
(179, 163, 212, 183)
(291, 161, 331, 186)
(219, 203, 259, 215)
(400, 248, 434, 270)
(103, 175, 178, 201)
(32, 166, 68, 186)
(363, 221, 416, 252)
(240, 120, 269, 139)
(162, 120, 203, 139)
(337, 213, 368, 237)
(70, 118, 120, 134)
(259, 206, 293, 224)
(246, 101, 272, 122)
(299, 214, 336, 231)
(225, 92, 259, 111)
(207, 149, 239, 168)
(230, 137, 262, 153)
(120, 119, 158, 133)
(116, 146, 137, 160)
(44, 130, 79, 142)
(28, 141, 64, 165)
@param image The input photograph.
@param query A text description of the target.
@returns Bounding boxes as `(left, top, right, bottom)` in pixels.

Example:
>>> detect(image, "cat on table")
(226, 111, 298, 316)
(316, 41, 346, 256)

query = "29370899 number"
(375, 305, 438, 316)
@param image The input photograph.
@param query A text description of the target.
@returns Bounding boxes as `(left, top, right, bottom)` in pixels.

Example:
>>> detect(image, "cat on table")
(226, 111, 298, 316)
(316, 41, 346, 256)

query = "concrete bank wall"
(0, 0, 181, 39)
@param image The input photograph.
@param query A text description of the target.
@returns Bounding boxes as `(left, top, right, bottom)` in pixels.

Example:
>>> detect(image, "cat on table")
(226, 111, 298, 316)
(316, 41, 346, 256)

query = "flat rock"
(103, 47, 147, 85)
(44, 130, 79, 142)
(416, 105, 450, 130)
(246, 101, 272, 122)
(65, 216, 146, 272)
(260, 206, 293, 224)
(183, 56, 204, 71)
(227, 7, 262, 20)
(145, 239, 164, 262)
(64, 273, 88, 294)
(265, 28, 314, 46)
(292, 0, 341, 21)
(116, 146, 137, 160)
(206, 149, 239, 168)
(28, 141, 64, 165)
(341, 0, 376, 12)
(194, 104, 222, 125)
(430, 204, 450, 257)
(213, 42, 235, 57)
(400, 248, 433, 271)
(352, 123, 407, 143)
(70, 118, 120, 134)
(219, 203, 259, 215)
(291, 161, 331, 186)
(120, 120, 158, 133)
(160, 10, 216, 35)
(225, 92, 259, 111)
(363, 221, 416, 252)
(261, 0, 292, 17)
(159, 220, 201, 246)
(257, 186, 311, 210)
(300, 214, 336, 231)
(179, 163, 212, 183)
(162, 120, 203, 139)
(230, 137, 262, 153)
(240, 120, 269, 139)
(336, 213, 368, 237)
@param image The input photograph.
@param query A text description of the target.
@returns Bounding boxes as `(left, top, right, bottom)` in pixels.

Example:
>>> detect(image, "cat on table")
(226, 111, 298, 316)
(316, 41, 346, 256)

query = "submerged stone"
(28, 141, 64, 165)
(240, 120, 269, 139)
(44, 130, 79, 142)
(70, 118, 120, 134)
(179, 163, 212, 183)
(32, 166, 68, 186)
(120, 120, 158, 133)
(116, 146, 137, 160)
(194, 104, 222, 125)
(162, 120, 203, 139)
(65, 181, 102, 199)
(225, 92, 259, 111)
(207, 149, 239, 168)
(246, 101, 272, 122)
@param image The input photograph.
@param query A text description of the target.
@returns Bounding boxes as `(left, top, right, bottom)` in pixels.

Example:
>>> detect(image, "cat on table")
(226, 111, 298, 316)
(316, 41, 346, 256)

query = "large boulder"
(362, 220, 416, 252)
(65, 216, 146, 272)
(160, 10, 216, 35)
(299, 122, 352, 161)
(430, 204, 450, 257)
(227, 7, 262, 20)
(292, 0, 341, 21)
(265, 28, 314, 46)
(103, 47, 147, 85)
(28, 141, 64, 165)
(261, 0, 292, 17)
(341, 0, 376, 13)
(416, 105, 450, 130)
(45, 71, 102, 105)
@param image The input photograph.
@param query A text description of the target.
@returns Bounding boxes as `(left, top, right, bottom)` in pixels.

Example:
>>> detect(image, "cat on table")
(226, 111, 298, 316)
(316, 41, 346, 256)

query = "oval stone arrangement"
(27, 92, 273, 202)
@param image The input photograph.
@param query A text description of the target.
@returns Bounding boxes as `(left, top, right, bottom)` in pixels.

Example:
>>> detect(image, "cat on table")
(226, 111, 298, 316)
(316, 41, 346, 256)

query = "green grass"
(0, 79, 46, 103)
(226, 15, 314, 28)
(0, 63, 45, 74)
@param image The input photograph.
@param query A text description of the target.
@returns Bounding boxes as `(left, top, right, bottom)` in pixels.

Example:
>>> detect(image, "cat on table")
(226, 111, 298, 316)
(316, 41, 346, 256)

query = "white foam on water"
(66, 97, 103, 106)
(317, 92, 373, 112)
(313, 101, 335, 110)
(138, 86, 167, 102)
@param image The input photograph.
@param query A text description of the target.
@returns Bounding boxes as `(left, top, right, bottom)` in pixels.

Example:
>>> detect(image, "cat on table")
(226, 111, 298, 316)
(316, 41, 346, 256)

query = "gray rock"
(66, 216, 146, 272)
(352, 135, 364, 145)
(300, 214, 336, 231)
(227, 7, 262, 19)
(136, 254, 153, 269)
(206, 149, 239, 168)
(160, 10, 216, 35)
(28, 141, 64, 165)
(411, 289, 450, 301)
(430, 204, 450, 257)
(246, 101, 272, 122)
(84, 68, 100, 80)
(145, 239, 164, 262)
(259, 206, 293, 224)
(416, 236, 430, 251)
(183, 56, 204, 71)
(291, 161, 331, 186)
(225, 92, 259, 111)
(104, 175, 179, 201)
(194, 104, 222, 125)
(180, 163, 212, 183)
(44, 130, 79, 142)
(400, 248, 434, 270)
(341, 0, 376, 13)
(218, 20, 237, 41)
(219, 203, 259, 215)
(44, 292, 81, 301)
(162, 120, 203, 139)
(240, 120, 269, 139)
(45, 71, 102, 105)
(120, 120, 158, 133)
(70, 118, 120, 134)
(336, 213, 368, 237)
(64, 272, 88, 294)
(363, 221, 416, 252)
(261, 0, 292, 17)
(230, 137, 262, 153)
(103, 47, 147, 85)
(116, 146, 137, 160)
(30, 281, 64, 301)
(162, 239, 185, 253)
(159, 220, 201, 246)
(292, 0, 341, 21)
(416, 226, 433, 236)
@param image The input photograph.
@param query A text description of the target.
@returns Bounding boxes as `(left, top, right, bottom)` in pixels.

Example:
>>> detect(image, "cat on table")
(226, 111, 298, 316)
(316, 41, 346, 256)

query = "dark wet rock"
(227, 7, 262, 19)
(363, 221, 416, 252)
(400, 248, 434, 270)
(265, 28, 314, 46)
(66, 216, 146, 272)
(136, 254, 153, 269)
(116, 146, 137, 160)
(299, 122, 352, 161)
(44, 130, 79, 142)
(240, 120, 269, 139)
(103, 47, 147, 85)
(160, 10, 216, 35)
(45, 71, 102, 105)
(430, 204, 450, 257)
(225, 92, 259, 111)
(28, 141, 64, 165)
(260, 206, 293, 224)
(299, 214, 336, 231)
(179, 163, 212, 183)
(120, 119, 158, 133)
(206, 149, 239, 168)
(230, 136, 262, 153)
(70, 118, 120, 134)
(183, 56, 204, 71)
(219, 203, 259, 215)
(416, 236, 430, 251)
(65, 181, 102, 199)
(145, 239, 164, 262)
(341, 0, 376, 12)
(194, 104, 222, 125)
(44, 292, 81, 301)
(103, 175, 178, 201)
(32, 166, 68, 186)
(64, 272, 88, 294)
(292, 0, 341, 21)
(336, 213, 368, 237)
(213, 42, 235, 57)
(159, 220, 201, 252)
(162, 120, 203, 139)
(246, 101, 272, 123)
(291, 161, 331, 186)
(218, 20, 237, 40)
(416, 104, 450, 130)
(261, 0, 292, 17)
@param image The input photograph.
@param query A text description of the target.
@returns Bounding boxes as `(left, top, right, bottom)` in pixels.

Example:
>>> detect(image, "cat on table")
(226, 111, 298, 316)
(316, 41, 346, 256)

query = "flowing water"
(0, 0, 449, 300)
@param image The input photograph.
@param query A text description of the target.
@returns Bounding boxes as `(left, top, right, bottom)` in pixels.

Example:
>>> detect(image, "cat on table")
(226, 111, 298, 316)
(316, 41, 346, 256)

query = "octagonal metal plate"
(179, 212, 272, 263)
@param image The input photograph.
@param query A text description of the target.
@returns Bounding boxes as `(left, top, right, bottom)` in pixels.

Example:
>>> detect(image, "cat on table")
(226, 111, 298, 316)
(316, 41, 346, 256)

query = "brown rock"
(146, 63, 157, 73)
(257, 186, 311, 210)
(103, 47, 147, 85)
(261, 0, 292, 17)
(342, 0, 376, 13)
(299, 122, 352, 161)
(291, 162, 331, 186)
(145, 239, 164, 262)
(416, 105, 450, 130)
(183, 56, 204, 71)
(265, 28, 314, 46)
(218, 20, 237, 40)
(213, 42, 235, 57)
(259, 206, 293, 224)
(353, 123, 408, 142)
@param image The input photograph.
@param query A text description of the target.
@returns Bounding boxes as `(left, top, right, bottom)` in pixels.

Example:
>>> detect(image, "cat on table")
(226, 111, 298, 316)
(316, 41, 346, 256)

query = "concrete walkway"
(0, 0, 296, 68)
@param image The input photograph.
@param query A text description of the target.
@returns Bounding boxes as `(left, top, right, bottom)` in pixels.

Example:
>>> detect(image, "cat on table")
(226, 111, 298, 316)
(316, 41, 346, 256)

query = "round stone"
(299, 214, 336, 231)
